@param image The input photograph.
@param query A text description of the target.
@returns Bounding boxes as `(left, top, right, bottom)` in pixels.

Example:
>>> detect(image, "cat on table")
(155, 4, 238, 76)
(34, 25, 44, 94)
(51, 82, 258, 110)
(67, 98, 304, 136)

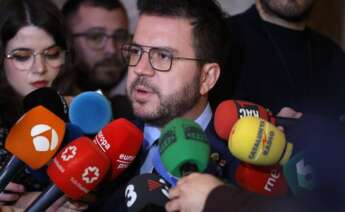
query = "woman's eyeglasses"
(5, 46, 66, 71)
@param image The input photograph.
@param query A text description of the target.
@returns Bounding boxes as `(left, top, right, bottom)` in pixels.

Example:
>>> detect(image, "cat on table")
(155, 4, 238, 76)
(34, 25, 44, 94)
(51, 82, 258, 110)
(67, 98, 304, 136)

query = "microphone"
(26, 123, 84, 183)
(0, 106, 65, 192)
(235, 162, 289, 196)
(229, 117, 293, 166)
(25, 136, 110, 212)
(69, 91, 112, 134)
(283, 151, 314, 196)
(158, 118, 210, 178)
(93, 118, 143, 180)
(214, 100, 297, 141)
(125, 173, 170, 212)
(152, 148, 179, 186)
(214, 100, 275, 140)
(22, 87, 69, 121)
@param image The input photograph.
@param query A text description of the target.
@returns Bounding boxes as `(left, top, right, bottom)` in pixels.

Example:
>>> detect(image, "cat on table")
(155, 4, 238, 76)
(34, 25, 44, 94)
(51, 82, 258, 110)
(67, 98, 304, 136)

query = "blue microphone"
(69, 91, 112, 134)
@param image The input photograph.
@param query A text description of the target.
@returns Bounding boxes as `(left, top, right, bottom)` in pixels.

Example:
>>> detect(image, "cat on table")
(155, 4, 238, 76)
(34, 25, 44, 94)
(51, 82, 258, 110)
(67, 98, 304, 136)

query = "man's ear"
(200, 63, 220, 95)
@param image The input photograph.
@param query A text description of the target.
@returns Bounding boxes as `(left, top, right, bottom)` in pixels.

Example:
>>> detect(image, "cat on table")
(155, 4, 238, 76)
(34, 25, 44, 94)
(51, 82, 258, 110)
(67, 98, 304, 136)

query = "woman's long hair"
(0, 0, 72, 120)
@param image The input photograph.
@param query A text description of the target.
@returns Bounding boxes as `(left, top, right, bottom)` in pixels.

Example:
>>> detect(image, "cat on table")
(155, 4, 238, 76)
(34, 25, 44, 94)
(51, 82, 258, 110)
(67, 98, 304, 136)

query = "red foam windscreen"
(93, 118, 143, 180)
(214, 100, 275, 140)
(48, 136, 110, 199)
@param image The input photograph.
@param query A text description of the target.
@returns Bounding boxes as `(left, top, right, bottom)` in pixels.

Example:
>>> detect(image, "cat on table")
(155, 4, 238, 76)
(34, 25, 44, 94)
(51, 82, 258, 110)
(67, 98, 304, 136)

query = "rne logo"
(31, 124, 59, 152)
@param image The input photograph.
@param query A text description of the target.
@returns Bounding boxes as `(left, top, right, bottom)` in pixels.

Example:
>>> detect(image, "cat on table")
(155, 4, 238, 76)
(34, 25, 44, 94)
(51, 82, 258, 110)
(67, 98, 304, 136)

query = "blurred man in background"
(61, 0, 133, 119)
(211, 0, 345, 117)
(62, 0, 131, 97)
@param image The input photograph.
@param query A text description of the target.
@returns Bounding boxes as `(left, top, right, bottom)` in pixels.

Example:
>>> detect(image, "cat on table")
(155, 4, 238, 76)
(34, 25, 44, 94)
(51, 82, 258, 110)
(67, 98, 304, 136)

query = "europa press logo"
(31, 124, 59, 152)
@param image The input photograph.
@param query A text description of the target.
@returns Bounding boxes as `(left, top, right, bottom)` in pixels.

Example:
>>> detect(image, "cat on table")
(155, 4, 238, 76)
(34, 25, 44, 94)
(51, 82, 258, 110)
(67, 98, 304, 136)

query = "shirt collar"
(143, 103, 212, 146)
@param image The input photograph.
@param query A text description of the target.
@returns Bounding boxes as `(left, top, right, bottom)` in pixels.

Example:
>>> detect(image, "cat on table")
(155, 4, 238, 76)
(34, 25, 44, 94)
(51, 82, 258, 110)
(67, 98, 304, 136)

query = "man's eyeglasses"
(5, 46, 66, 71)
(121, 44, 207, 72)
(73, 28, 131, 51)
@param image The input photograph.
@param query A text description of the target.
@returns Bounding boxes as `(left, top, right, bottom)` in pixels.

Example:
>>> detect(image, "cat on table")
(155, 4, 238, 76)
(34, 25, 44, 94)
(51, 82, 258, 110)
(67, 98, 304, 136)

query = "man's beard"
(77, 55, 127, 91)
(128, 74, 201, 126)
(260, 0, 316, 22)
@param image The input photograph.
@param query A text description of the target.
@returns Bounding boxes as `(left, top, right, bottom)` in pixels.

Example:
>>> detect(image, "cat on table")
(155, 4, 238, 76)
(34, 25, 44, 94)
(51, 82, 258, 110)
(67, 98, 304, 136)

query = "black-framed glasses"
(121, 43, 207, 72)
(73, 28, 131, 50)
(5, 46, 66, 71)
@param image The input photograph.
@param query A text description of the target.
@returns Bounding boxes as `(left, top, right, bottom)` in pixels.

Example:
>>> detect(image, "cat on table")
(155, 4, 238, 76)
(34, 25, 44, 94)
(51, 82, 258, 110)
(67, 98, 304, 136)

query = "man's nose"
(132, 52, 155, 77)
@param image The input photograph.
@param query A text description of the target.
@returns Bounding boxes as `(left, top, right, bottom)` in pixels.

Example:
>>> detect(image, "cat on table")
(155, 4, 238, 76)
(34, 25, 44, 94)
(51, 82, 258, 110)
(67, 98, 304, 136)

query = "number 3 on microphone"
(125, 184, 137, 207)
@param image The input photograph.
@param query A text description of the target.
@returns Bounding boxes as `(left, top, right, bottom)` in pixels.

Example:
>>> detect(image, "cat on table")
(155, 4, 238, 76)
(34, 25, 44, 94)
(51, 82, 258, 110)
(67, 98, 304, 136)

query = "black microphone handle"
(0, 156, 25, 192)
(25, 184, 63, 212)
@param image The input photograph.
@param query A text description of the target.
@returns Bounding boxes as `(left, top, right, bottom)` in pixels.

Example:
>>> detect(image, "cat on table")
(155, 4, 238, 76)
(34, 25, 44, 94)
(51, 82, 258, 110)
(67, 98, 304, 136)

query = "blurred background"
(53, 0, 345, 49)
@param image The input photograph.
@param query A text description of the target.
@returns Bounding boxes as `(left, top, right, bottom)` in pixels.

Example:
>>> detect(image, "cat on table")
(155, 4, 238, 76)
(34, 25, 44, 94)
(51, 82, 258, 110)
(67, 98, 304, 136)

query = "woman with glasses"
(0, 0, 70, 208)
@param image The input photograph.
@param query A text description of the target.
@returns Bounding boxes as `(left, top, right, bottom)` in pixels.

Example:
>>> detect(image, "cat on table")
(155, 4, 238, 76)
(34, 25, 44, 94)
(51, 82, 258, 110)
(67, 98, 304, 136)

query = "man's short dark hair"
(62, 0, 126, 20)
(137, 0, 228, 66)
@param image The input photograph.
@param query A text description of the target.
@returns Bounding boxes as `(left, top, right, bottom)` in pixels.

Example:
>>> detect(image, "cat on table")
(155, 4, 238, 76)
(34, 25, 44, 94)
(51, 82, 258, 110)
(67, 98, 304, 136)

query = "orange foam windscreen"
(5, 106, 65, 169)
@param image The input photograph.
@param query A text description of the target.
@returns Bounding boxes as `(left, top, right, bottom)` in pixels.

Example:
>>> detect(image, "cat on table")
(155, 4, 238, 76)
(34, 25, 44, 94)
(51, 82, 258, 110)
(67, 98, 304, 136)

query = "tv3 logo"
(296, 159, 314, 190)
(125, 178, 169, 207)
(31, 124, 59, 152)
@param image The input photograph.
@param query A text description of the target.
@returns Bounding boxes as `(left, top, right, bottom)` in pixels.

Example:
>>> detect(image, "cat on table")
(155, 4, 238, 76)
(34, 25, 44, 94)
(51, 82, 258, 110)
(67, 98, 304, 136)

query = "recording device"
(158, 118, 210, 177)
(26, 123, 84, 183)
(235, 162, 289, 196)
(125, 173, 170, 212)
(22, 87, 68, 121)
(214, 99, 296, 140)
(229, 117, 293, 166)
(0, 106, 65, 192)
(283, 151, 314, 196)
(69, 91, 112, 134)
(93, 118, 143, 180)
(152, 148, 179, 186)
(25, 136, 110, 212)
(214, 100, 275, 140)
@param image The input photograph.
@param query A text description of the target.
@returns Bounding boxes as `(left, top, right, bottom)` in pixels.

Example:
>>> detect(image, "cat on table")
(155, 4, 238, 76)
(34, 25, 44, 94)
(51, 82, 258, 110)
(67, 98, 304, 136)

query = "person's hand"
(55, 200, 89, 212)
(276, 107, 302, 131)
(277, 107, 302, 119)
(165, 173, 224, 212)
(15, 192, 90, 212)
(0, 206, 23, 212)
(0, 182, 25, 205)
(52, 193, 96, 212)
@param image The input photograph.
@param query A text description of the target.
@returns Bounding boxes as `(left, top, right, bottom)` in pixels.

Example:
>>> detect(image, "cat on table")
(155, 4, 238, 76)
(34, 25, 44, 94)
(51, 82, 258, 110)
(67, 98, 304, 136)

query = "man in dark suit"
(87, 0, 237, 211)
(123, 0, 232, 177)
